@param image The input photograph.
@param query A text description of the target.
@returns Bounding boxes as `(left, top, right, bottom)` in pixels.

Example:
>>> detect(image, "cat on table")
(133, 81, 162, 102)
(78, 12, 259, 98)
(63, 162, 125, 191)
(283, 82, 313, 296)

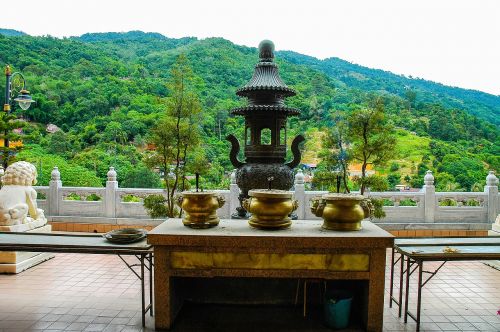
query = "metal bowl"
(103, 228, 147, 243)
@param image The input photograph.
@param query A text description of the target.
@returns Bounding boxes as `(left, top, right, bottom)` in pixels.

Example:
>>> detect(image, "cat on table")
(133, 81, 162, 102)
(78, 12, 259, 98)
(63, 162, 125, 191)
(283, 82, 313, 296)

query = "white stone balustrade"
(35, 167, 499, 231)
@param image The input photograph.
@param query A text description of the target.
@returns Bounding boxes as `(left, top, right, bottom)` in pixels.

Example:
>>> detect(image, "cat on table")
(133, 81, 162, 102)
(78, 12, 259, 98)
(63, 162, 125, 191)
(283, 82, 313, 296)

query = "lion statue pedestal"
(0, 161, 54, 274)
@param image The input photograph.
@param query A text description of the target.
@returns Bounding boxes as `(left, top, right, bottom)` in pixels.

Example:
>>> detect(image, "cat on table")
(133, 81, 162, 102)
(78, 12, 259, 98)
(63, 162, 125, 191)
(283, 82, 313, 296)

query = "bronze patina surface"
(243, 189, 298, 229)
(170, 251, 369, 271)
(311, 193, 371, 231)
(226, 40, 305, 217)
(175, 191, 225, 228)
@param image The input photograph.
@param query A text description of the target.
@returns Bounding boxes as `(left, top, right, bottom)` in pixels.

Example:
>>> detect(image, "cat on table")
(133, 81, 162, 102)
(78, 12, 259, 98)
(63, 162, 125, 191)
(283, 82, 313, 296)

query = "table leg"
(149, 252, 153, 316)
(141, 254, 145, 327)
(404, 255, 410, 324)
(154, 247, 176, 330)
(366, 249, 386, 332)
(398, 253, 404, 317)
(389, 247, 395, 308)
(416, 261, 423, 332)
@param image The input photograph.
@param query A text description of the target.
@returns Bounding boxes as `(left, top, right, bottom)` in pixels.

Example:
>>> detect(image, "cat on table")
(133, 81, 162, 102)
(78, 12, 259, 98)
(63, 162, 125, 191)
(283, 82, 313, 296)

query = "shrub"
(86, 193, 101, 201)
(122, 194, 141, 203)
(143, 194, 170, 219)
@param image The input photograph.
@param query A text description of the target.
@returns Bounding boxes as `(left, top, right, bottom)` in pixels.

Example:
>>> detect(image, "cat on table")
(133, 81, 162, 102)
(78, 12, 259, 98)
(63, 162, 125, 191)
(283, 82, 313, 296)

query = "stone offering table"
(148, 219, 394, 331)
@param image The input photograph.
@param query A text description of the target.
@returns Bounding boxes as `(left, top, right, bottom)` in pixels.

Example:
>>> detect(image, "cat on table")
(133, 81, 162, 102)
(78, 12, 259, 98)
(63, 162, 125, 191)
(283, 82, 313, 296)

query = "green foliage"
(65, 193, 81, 201)
(43, 131, 74, 158)
(143, 194, 170, 219)
(387, 173, 401, 189)
(357, 175, 389, 192)
(439, 199, 457, 207)
(86, 193, 102, 201)
(145, 55, 203, 216)
(0, 110, 26, 167)
(399, 199, 417, 206)
(122, 194, 141, 203)
(121, 166, 162, 188)
(389, 162, 400, 172)
(369, 198, 386, 219)
(383, 199, 394, 206)
(0, 32, 496, 192)
(438, 154, 486, 190)
(316, 111, 351, 192)
(347, 97, 396, 193)
(311, 170, 343, 191)
(18, 145, 102, 186)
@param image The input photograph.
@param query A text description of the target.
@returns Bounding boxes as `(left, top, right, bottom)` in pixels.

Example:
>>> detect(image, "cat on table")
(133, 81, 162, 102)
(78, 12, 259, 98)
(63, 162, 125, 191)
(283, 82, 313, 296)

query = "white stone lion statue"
(0, 161, 46, 226)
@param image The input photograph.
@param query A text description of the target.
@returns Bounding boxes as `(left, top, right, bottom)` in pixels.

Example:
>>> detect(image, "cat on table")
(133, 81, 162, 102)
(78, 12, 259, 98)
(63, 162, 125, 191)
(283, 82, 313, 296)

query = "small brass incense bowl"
(243, 189, 298, 229)
(176, 191, 225, 229)
(310, 193, 370, 231)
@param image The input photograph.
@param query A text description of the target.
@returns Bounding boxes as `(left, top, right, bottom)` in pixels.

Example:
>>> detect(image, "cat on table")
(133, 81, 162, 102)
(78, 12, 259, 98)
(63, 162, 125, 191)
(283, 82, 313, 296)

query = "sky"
(4, 0, 500, 95)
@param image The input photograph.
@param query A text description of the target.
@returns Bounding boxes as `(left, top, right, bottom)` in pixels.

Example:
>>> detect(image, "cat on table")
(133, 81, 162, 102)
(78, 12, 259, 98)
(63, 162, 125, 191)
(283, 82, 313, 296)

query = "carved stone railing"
(31, 167, 499, 230)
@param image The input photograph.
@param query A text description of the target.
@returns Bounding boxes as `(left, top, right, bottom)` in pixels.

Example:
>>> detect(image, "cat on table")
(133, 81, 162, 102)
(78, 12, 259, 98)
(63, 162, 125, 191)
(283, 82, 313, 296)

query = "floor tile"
(0, 251, 497, 331)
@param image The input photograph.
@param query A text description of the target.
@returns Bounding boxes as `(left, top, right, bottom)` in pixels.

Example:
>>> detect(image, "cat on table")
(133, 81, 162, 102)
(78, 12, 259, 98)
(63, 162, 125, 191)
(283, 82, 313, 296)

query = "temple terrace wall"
(27, 167, 499, 237)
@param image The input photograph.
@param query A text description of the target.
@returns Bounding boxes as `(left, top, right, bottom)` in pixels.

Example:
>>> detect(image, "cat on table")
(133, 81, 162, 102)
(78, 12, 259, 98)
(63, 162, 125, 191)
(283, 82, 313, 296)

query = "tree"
(45, 130, 74, 157)
(389, 162, 400, 172)
(387, 173, 401, 189)
(145, 54, 202, 217)
(0, 111, 25, 168)
(317, 111, 351, 192)
(121, 166, 162, 188)
(348, 97, 397, 194)
(101, 121, 128, 144)
(405, 88, 417, 112)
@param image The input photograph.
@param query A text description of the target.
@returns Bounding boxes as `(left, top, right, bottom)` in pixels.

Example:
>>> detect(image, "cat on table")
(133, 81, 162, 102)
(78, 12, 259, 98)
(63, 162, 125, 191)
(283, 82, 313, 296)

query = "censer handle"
(174, 194, 184, 208)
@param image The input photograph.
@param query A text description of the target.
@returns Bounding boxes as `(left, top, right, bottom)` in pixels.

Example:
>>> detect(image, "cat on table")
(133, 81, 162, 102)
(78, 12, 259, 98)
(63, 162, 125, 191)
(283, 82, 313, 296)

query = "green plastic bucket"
(324, 291, 353, 329)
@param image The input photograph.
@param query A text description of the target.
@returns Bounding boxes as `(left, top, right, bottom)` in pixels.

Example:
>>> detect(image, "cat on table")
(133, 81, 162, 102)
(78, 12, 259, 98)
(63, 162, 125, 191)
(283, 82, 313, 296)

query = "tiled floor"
(0, 250, 499, 331)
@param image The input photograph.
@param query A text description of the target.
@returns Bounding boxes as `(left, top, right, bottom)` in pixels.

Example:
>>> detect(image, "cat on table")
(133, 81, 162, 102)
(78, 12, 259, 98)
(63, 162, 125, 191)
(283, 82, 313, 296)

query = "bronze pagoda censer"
(227, 40, 304, 223)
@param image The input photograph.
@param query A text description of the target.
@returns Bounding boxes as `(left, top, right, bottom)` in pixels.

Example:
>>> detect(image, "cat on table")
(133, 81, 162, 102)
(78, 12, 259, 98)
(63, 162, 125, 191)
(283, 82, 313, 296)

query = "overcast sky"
(5, 0, 499, 95)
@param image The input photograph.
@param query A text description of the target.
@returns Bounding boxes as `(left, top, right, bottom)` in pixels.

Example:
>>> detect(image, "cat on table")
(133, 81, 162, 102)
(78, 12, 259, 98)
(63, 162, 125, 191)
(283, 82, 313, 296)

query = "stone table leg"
(154, 247, 184, 331)
(154, 247, 172, 330)
(366, 249, 386, 332)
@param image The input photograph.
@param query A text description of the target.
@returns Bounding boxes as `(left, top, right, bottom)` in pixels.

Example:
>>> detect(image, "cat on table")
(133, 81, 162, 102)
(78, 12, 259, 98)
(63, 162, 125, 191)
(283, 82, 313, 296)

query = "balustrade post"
(484, 171, 498, 224)
(229, 170, 239, 217)
(48, 167, 62, 216)
(294, 169, 306, 219)
(421, 170, 435, 223)
(105, 167, 118, 218)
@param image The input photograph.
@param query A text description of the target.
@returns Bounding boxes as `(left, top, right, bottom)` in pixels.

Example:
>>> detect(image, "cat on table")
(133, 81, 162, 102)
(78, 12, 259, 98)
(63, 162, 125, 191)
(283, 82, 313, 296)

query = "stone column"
(294, 169, 306, 219)
(421, 170, 435, 223)
(48, 166, 62, 216)
(229, 169, 239, 217)
(105, 167, 118, 218)
(485, 171, 498, 226)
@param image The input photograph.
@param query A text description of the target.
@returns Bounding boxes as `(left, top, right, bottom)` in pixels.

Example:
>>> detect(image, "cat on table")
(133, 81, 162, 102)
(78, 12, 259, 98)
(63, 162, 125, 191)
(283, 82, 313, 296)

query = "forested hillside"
(279, 51, 500, 125)
(0, 30, 498, 191)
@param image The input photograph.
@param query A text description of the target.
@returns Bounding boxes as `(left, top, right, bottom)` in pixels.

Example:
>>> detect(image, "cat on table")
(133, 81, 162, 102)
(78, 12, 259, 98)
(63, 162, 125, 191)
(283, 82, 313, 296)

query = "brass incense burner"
(243, 189, 298, 229)
(310, 193, 371, 231)
(176, 191, 225, 229)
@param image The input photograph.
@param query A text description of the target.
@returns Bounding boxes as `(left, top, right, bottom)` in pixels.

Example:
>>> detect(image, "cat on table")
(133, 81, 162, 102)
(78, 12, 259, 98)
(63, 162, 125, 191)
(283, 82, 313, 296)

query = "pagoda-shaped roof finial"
(259, 40, 275, 62)
(235, 40, 297, 99)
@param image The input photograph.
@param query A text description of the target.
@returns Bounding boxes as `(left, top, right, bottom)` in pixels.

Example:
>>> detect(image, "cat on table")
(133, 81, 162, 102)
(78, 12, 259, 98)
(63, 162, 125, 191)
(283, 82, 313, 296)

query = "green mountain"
(278, 51, 500, 125)
(0, 30, 498, 190)
(0, 28, 26, 37)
